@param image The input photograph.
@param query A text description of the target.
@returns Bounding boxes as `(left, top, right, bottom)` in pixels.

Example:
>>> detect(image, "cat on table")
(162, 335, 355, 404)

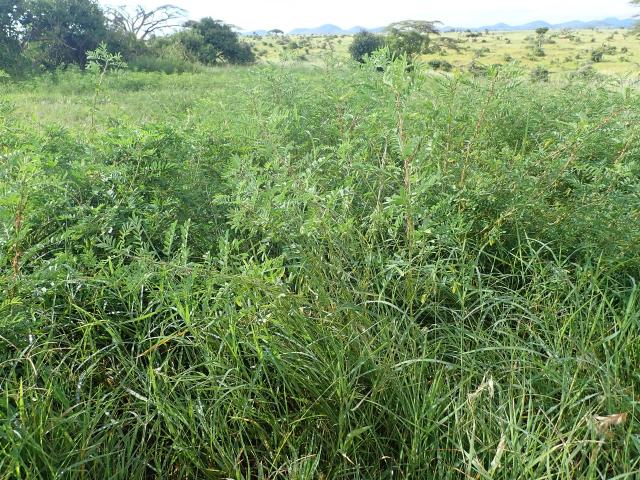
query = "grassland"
(245, 28, 640, 77)
(1, 56, 639, 479)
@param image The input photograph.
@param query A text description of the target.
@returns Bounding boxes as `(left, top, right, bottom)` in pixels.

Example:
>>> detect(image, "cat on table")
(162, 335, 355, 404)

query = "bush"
(467, 60, 488, 76)
(2, 58, 639, 480)
(128, 55, 203, 74)
(530, 65, 549, 82)
(349, 31, 384, 62)
(177, 18, 256, 65)
(428, 59, 453, 71)
(531, 45, 546, 57)
(570, 64, 602, 81)
(591, 49, 604, 62)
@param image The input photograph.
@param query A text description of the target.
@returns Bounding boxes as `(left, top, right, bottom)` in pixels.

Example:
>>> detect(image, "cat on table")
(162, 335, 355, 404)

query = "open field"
(1, 59, 640, 478)
(245, 28, 640, 77)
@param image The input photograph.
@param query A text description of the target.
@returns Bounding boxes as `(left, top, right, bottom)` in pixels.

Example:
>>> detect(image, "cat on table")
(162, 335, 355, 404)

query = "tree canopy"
(106, 4, 186, 40)
(385, 20, 442, 58)
(22, 0, 108, 68)
(349, 30, 384, 62)
(178, 18, 255, 65)
(0, 0, 28, 71)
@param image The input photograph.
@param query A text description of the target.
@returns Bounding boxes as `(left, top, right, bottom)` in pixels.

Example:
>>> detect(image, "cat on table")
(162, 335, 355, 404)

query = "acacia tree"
(105, 4, 186, 40)
(385, 20, 442, 57)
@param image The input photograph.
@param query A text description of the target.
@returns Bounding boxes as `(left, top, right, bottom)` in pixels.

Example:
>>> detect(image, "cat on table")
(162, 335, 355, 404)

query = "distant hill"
(240, 18, 636, 36)
(288, 24, 345, 35)
(443, 17, 636, 32)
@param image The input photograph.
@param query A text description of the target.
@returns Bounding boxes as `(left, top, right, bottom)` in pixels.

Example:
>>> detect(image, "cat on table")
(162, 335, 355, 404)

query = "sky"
(101, 0, 639, 32)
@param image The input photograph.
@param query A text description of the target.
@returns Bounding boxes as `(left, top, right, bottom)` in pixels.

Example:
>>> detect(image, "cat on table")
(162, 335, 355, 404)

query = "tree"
(105, 4, 186, 41)
(22, 0, 108, 68)
(0, 0, 28, 72)
(178, 18, 255, 65)
(385, 20, 442, 58)
(268, 29, 284, 36)
(349, 30, 383, 62)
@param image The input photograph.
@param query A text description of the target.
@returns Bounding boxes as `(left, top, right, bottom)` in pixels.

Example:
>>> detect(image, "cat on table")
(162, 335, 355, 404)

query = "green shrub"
(531, 45, 546, 57)
(591, 48, 604, 62)
(530, 65, 549, 82)
(1, 60, 639, 479)
(349, 31, 384, 62)
(428, 59, 453, 71)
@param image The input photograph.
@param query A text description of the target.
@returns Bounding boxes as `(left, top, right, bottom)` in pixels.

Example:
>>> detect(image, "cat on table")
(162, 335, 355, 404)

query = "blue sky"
(102, 0, 638, 32)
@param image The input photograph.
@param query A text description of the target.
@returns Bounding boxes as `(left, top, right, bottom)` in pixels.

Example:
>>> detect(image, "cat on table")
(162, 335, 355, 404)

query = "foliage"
(0, 1, 188, 73)
(21, 0, 108, 69)
(385, 20, 442, 58)
(177, 17, 255, 65)
(531, 44, 546, 57)
(530, 64, 549, 81)
(591, 48, 605, 62)
(349, 30, 384, 62)
(0, 57, 639, 479)
(428, 58, 453, 71)
(85, 43, 127, 129)
(0, 0, 28, 73)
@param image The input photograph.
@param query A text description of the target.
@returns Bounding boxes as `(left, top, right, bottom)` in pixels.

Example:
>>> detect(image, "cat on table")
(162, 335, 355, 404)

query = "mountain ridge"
(240, 17, 636, 36)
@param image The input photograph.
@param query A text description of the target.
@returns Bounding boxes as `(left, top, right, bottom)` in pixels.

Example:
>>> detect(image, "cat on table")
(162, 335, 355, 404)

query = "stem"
(460, 76, 496, 188)
(90, 60, 110, 131)
(12, 193, 27, 279)
(395, 91, 413, 255)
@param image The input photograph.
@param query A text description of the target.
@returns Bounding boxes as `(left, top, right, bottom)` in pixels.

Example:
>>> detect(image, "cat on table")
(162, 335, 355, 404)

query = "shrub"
(2, 56, 639, 480)
(474, 47, 491, 58)
(530, 65, 549, 82)
(531, 45, 546, 57)
(177, 18, 256, 65)
(128, 55, 202, 74)
(570, 64, 602, 80)
(591, 49, 604, 62)
(428, 59, 452, 71)
(349, 31, 384, 62)
(467, 60, 488, 76)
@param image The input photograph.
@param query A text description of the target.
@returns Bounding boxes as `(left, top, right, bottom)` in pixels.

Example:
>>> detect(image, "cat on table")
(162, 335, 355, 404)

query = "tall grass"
(0, 59, 638, 478)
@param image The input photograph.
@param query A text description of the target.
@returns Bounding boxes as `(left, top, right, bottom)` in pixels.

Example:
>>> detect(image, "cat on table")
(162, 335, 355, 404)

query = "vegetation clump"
(349, 30, 384, 62)
(0, 55, 638, 478)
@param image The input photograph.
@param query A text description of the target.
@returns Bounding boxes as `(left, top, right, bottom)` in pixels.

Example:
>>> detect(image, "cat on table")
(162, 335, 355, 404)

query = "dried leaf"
(593, 413, 627, 435)
(489, 434, 507, 474)
(467, 375, 495, 404)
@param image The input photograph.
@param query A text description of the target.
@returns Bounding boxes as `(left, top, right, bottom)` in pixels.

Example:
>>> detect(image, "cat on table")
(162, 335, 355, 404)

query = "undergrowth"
(0, 57, 639, 479)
